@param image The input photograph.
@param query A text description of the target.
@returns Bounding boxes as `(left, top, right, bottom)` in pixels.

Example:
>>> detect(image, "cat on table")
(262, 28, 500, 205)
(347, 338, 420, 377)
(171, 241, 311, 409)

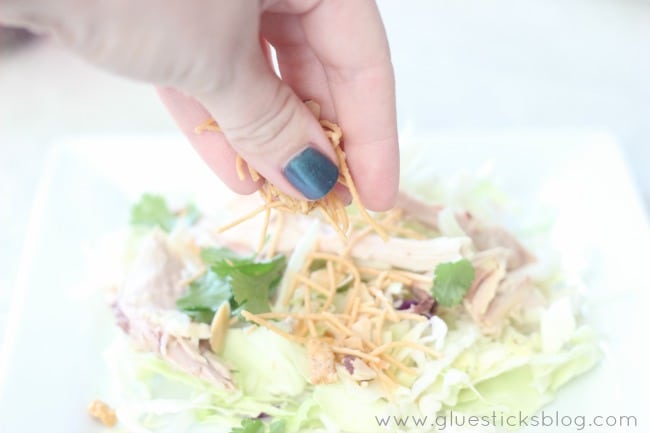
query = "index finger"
(300, 0, 399, 211)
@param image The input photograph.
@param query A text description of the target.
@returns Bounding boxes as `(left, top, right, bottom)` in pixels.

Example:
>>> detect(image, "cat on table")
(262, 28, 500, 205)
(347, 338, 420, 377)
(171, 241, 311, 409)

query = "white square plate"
(1, 132, 648, 432)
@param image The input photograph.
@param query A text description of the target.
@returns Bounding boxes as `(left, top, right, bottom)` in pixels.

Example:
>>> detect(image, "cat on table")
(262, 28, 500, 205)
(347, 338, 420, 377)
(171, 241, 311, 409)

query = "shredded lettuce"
(451, 329, 599, 419)
(222, 327, 310, 399)
(105, 313, 599, 433)
(274, 221, 320, 312)
(313, 379, 393, 433)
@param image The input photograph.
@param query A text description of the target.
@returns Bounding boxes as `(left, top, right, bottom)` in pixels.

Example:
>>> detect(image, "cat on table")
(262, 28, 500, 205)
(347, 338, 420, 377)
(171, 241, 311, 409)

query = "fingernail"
(283, 147, 339, 200)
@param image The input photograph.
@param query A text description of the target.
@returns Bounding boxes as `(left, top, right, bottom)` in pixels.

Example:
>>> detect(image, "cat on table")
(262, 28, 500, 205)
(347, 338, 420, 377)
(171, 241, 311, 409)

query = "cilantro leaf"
(176, 270, 232, 323)
(130, 194, 201, 232)
(176, 248, 287, 322)
(232, 419, 265, 433)
(213, 255, 286, 314)
(432, 259, 476, 307)
(201, 247, 249, 265)
(131, 194, 176, 232)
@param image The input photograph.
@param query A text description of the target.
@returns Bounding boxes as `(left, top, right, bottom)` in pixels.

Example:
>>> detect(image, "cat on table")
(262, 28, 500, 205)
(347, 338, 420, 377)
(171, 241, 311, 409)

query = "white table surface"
(2, 0, 650, 335)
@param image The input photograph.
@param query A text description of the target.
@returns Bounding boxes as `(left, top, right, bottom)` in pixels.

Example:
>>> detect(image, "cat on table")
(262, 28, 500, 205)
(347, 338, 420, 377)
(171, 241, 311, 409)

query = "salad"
(100, 186, 600, 433)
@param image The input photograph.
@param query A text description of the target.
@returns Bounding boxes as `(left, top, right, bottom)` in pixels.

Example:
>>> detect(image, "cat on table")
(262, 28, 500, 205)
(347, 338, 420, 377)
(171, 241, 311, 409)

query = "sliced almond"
(210, 302, 231, 354)
(87, 399, 117, 427)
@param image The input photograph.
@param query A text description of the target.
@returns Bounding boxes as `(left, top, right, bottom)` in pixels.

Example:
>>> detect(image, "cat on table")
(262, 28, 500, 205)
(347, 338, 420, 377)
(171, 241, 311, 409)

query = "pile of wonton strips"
(240, 210, 443, 393)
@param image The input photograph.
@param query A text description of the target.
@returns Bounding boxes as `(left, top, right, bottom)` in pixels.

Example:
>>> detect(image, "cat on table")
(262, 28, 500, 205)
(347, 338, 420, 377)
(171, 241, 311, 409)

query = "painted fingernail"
(283, 147, 339, 200)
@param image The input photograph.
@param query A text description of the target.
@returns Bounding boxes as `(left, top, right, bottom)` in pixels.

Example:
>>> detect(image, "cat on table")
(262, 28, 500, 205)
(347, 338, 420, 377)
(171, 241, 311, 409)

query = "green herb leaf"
(200, 247, 247, 265)
(213, 255, 286, 315)
(177, 248, 287, 322)
(176, 270, 232, 323)
(130, 194, 201, 232)
(432, 259, 476, 307)
(131, 194, 176, 232)
(231, 419, 265, 433)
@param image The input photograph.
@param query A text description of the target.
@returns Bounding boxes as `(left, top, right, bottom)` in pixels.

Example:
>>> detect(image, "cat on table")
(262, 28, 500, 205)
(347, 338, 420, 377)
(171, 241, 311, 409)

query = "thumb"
(196, 42, 340, 201)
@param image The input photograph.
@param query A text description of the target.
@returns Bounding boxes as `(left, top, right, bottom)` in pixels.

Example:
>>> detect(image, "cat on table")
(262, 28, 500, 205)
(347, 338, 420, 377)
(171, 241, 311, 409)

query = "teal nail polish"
(283, 147, 339, 200)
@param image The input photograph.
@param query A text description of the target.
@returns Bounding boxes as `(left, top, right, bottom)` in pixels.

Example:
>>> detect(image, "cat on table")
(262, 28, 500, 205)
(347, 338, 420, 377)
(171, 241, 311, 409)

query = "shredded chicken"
(395, 192, 443, 227)
(455, 211, 536, 270)
(479, 271, 533, 334)
(216, 213, 471, 272)
(389, 192, 539, 333)
(463, 248, 535, 335)
(395, 192, 535, 270)
(112, 232, 235, 390)
(464, 248, 509, 319)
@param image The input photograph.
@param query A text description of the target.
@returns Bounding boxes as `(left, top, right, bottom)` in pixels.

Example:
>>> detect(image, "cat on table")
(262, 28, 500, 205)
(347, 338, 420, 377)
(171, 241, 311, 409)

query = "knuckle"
(225, 84, 302, 156)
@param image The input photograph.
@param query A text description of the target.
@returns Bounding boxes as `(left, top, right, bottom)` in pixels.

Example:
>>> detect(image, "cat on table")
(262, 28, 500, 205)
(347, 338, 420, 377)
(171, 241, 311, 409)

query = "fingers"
(156, 87, 260, 195)
(262, 13, 352, 204)
(261, 13, 336, 121)
(300, 0, 399, 211)
(195, 33, 340, 201)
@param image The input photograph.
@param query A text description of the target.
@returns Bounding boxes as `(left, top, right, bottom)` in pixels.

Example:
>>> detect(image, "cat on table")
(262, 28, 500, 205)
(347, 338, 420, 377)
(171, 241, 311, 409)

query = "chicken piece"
(118, 231, 186, 309)
(217, 213, 471, 272)
(480, 272, 533, 334)
(464, 249, 508, 319)
(343, 235, 472, 272)
(307, 339, 337, 384)
(395, 192, 443, 227)
(113, 231, 235, 390)
(463, 249, 535, 334)
(455, 212, 535, 270)
(161, 334, 235, 388)
(394, 192, 535, 270)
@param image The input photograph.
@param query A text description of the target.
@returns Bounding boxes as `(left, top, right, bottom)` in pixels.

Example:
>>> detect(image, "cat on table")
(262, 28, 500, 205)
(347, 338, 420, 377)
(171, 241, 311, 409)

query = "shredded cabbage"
(104, 311, 599, 433)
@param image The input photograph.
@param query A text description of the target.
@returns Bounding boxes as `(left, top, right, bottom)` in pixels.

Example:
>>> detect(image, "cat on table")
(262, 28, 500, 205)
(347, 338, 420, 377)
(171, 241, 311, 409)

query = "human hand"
(1, 0, 398, 210)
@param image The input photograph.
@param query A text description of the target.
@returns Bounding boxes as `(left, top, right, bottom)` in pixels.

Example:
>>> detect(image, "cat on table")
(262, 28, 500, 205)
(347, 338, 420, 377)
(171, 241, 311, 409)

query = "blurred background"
(1, 0, 649, 317)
